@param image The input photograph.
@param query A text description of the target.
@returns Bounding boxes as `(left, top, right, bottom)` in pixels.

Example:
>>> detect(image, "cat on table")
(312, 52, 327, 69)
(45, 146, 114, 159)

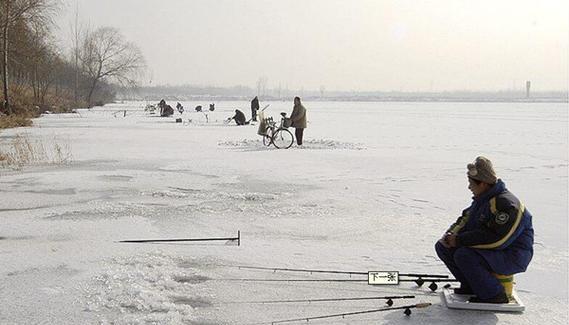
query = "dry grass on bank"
(1, 86, 83, 130)
(0, 114, 34, 129)
(0, 134, 73, 169)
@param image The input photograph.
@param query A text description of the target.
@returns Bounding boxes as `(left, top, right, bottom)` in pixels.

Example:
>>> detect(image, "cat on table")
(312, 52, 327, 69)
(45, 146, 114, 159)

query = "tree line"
(0, 0, 145, 116)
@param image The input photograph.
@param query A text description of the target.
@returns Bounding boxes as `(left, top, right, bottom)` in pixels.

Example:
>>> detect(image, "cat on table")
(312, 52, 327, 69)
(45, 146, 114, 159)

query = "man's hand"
(446, 234, 458, 248)
(439, 232, 458, 248)
(438, 233, 451, 248)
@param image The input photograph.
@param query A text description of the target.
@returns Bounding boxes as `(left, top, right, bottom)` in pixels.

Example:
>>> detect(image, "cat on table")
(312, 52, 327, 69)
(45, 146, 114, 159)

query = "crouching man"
(227, 109, 248, 126)
(435, 156, 534, 303)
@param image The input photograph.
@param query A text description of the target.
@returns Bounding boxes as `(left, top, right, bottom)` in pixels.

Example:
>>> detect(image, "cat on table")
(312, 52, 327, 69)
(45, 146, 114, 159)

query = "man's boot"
(468, 291, 509, 304)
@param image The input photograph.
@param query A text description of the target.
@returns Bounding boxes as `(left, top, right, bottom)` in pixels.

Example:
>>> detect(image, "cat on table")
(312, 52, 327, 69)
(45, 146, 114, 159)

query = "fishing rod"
(217, 278, 454, 283)
(247, 295, 415, 307)
(237, 265, 449, 278)
(218, 279, 366, 282)
(215, 278, 458, 291)
(119, 230, 240, 246)
(269, 302, 432, 324)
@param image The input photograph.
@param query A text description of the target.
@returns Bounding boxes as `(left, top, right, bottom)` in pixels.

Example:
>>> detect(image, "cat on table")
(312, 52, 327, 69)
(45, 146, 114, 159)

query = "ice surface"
(0, 100, 567, 324)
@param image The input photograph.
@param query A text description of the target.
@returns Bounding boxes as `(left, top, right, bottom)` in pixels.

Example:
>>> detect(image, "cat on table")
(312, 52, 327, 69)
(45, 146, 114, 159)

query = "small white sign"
(368, 271, 399, 285)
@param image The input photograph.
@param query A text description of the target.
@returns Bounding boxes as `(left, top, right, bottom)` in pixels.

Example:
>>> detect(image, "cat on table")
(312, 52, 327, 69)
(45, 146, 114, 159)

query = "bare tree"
(71, 1, 78, 104)
(256, 76, 268, 98)
(79, 27, 145, 107)
(0, 0, 54, 114)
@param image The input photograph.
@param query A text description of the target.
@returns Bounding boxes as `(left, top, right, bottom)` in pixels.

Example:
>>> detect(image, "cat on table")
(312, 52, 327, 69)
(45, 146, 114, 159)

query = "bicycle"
(260, 112, 294, 149)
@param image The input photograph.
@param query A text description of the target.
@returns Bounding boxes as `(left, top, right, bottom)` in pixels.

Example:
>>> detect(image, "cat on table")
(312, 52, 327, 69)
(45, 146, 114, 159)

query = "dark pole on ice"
(119, 230, 240, 246)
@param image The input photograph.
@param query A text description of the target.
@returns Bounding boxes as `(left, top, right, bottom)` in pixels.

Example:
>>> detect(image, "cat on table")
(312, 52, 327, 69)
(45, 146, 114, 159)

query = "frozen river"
(0, 100, 567, 324)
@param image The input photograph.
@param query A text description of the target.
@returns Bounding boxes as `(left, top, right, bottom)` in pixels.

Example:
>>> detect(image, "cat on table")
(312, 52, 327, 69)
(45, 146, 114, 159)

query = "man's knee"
(453, 247, 481, 267)
(435, 241, 453, 262)
(435, 241, 445, 256)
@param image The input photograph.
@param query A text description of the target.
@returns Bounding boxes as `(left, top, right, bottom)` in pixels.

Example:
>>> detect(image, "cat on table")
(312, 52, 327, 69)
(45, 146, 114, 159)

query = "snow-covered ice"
(0, 100, 567, 324)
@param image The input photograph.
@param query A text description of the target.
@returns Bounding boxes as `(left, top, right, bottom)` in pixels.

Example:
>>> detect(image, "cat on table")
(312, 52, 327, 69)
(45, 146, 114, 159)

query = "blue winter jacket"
(447, 179, 534, 275)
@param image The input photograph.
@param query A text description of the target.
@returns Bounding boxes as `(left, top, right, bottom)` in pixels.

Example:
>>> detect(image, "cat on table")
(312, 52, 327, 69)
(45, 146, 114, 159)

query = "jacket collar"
(473, 179, 506, 202)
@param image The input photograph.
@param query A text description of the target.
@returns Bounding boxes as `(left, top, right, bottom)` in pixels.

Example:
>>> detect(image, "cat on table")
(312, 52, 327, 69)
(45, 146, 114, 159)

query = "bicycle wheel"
(272, 128, 294, 149)
(262, 127, 273, 146)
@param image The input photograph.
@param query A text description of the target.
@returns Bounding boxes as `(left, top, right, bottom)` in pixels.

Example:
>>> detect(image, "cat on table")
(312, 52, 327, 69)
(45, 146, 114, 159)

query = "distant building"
(526, 81, 531, 98)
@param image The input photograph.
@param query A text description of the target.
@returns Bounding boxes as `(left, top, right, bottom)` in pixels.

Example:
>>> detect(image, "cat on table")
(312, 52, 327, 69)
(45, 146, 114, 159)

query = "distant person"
(227, 109, 248, 126)
(158, 99, 173, 117)
(161, 104, 174, 117)
(176, 102, 184, 114)
(251, 96, 260, 122)
(158, 99, 166, 116)
(435, 157, 534, 304)
(289, 96, 307, 145)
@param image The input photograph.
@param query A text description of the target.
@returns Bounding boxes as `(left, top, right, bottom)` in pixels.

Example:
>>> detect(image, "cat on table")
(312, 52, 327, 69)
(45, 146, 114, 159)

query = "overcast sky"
(55, 0, 568, 92)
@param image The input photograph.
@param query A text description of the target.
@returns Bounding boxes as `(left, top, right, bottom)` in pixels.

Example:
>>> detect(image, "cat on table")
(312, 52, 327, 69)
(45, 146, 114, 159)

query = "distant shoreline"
(117, 85, 568, 104)
(118, 96, 568, 104)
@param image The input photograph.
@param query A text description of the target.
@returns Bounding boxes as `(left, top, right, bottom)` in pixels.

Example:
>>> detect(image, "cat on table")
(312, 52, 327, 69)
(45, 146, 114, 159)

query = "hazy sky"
(55, 0, 568, 92)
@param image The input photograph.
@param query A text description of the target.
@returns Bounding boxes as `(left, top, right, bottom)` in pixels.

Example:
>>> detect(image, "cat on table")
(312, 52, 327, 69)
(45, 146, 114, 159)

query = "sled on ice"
(442, 287, 525, 312)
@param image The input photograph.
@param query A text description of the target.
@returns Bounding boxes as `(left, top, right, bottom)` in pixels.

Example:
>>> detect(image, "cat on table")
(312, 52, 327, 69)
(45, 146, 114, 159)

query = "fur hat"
(467, 156, 497, 184)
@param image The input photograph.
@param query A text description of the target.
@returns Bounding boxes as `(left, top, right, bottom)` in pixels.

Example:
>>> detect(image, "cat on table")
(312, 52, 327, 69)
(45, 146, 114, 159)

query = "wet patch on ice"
(0, 235, 34, 241)
(0, 205, 54, 212)
(249, 227, 330, 241)
(218, 138, 366, 150)
(172, 275, 211, 284)
(139, 185, 333, 219)
(84, 253, 215, 324)
(144, 189, 191, 199)
(158, 167, 221, 179)
(98, 174, 134, 182)
(46, 202, 151, 220)
(170, 296, 213, 307)
(226, 192, 279, 201)
(217, 138, 268, 150)
(168, 186, 202, 194)
(0, 187, 77, 196)
(143, 176, 313, 208)
(263, 203, 336, 218)
(144, 188, 280, 202)
(0, 177, 42, 188)
(46, 233, 73, 242)
(227, 176, 319, 192)
(294, 139, 366, 150)
(177, 256, 223, 270)
(185, 320, 219, 325)
(24, 188, 77, 195)
(6, 264, 79, 277)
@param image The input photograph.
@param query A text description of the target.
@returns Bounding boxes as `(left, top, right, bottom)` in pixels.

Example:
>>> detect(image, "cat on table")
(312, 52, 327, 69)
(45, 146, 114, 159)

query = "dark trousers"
(295, 128, 304, 145)
(435, 242, 503, 299)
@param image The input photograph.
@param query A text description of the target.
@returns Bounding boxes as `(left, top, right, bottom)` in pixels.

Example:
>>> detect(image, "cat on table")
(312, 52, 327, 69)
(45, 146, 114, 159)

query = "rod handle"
(415, 303, 432, 309)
